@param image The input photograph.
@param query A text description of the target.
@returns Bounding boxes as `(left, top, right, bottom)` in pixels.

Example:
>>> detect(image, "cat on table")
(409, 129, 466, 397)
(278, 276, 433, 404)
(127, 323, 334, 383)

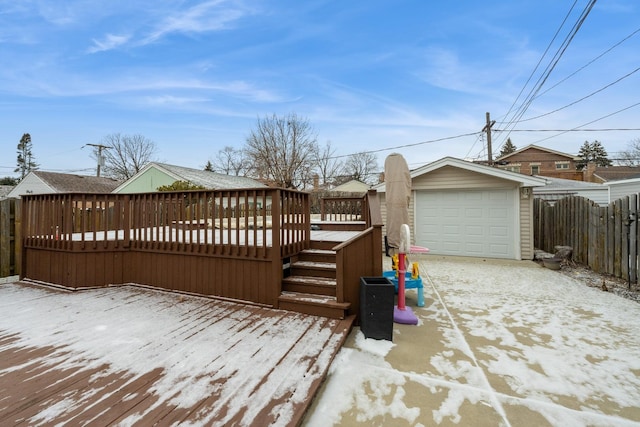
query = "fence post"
(0, 199, 11, 277)
(0, 198, 21, 278)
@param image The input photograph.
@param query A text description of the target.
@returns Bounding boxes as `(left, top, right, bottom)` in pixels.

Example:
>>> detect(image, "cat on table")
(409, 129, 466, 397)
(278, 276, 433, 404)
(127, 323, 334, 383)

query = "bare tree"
(617, 138, 640, 166)
(245, 113, 318, 189)
(341, 151, 379, 185)
(97, 133, 158, 180)
(313, 140, 343, 189)
(210, 146, 249, 176)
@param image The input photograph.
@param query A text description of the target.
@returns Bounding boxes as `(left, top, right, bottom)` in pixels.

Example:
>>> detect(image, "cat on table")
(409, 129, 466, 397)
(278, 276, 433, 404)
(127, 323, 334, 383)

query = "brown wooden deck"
(0, 281, 354, 426)
(19, 189, 384, 320)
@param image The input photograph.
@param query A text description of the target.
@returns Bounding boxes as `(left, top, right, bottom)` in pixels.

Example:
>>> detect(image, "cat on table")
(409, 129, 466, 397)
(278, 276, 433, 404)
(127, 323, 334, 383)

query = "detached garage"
(376, 157, 547, 260)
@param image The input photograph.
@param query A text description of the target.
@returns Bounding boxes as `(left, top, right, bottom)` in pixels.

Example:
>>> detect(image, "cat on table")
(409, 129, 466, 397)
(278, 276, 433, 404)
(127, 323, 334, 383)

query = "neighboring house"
(375, 157, 547, 260)
(582, 163, 640, 183)
(7, 171, 121, 198)
(0, 185, 14, 200)
(495, 144, 582, 180)
(533, 176, 609, 206)
(605, 177, 640, 203)
(331, 179, 370, 193)
(112, 162, 266, 193)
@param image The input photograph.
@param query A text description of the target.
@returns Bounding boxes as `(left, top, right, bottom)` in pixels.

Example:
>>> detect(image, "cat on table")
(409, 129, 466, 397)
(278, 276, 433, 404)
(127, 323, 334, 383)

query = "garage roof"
(375, 156, 547, 192)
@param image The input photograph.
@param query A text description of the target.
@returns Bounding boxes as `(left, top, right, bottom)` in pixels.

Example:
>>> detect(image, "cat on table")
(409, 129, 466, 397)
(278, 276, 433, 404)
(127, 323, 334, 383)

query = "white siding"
(608, 181, 640, 203)
(7, 174, 53, 198)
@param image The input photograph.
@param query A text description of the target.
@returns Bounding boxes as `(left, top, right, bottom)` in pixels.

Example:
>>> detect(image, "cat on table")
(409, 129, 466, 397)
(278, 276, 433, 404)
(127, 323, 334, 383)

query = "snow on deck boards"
(0, 282, 354, 426)
(310, 230, 361, 242)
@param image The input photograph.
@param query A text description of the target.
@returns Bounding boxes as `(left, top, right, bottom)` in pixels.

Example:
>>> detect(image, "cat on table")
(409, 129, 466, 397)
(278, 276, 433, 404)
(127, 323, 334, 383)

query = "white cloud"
(87, 33, 131, 53)
(143, 0, 253, 44)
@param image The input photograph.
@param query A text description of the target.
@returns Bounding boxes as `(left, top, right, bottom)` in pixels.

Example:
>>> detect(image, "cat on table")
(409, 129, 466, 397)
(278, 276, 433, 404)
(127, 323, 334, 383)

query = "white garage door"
(415, 189, 516, 259)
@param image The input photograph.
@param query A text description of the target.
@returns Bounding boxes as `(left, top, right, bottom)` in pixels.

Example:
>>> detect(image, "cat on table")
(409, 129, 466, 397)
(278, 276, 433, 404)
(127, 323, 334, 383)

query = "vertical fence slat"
(534, 194, 639, 285)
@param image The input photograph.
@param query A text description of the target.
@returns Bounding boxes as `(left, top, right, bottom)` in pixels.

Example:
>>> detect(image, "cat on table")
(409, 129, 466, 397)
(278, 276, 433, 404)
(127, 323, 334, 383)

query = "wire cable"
(518, 66, 640, 122)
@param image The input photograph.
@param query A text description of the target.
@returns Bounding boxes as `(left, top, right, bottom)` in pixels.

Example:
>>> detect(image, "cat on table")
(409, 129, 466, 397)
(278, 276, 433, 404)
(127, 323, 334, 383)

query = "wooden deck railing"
(22, 188, 309, 258)
(320, 196, 368, 223)
(20, 188, 310, 307)
(335, 190, 384, 317)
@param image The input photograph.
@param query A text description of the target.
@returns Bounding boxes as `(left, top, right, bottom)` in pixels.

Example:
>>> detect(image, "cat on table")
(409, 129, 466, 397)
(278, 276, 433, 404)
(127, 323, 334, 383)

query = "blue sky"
(1, 0, 638, 178)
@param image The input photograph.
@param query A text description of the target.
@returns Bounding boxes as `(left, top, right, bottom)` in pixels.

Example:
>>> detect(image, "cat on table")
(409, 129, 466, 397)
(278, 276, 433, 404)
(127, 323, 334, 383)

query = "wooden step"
(297, 249, 336, 263)
(278, 292, 350, 319)
(309, 240, 341, 251)
(290, 261, 336, 279)
(282, 275, 337, 296)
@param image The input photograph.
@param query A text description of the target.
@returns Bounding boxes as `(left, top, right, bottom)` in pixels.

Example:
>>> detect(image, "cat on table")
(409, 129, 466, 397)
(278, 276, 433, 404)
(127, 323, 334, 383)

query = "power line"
(528, 100, 640, 144)
(531, 26, 640, 102)
(518, 66, 640, 122)
(497, 0, 598, 147)
(327, 131, 481, 160)
(494, 127, 640, 132)
(498, 0, 580, 134)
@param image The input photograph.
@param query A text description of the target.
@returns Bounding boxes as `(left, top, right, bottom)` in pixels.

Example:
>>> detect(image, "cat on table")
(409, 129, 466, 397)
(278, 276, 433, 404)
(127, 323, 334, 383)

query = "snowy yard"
(304, 256, 640, 427)
(2, 255, 640, 426)
(0, 282, 351, 426)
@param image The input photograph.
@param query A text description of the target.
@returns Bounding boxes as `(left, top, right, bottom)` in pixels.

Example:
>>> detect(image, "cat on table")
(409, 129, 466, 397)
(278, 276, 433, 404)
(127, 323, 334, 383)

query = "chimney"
(583, 162, 596, 182)
(313, 174, 319, 190)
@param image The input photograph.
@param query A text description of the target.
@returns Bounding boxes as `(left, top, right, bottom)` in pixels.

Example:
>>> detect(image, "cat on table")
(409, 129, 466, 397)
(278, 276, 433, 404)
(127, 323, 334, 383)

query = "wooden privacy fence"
(0, 198, 21, 277)
(534, 195, 639, 284)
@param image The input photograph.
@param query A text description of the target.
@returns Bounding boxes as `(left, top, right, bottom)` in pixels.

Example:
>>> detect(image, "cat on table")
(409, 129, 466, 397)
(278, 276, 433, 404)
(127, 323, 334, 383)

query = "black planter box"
(359, 276, 394, 341)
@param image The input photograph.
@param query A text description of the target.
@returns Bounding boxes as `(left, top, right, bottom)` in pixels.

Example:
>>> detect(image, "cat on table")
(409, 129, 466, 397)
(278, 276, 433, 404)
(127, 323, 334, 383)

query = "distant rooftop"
(33, 171, 121, 193)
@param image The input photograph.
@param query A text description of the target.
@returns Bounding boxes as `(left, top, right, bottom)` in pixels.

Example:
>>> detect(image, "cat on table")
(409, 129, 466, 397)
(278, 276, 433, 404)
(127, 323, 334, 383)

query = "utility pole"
(482, 112, 496, 165)
(85, 143, 111, 177)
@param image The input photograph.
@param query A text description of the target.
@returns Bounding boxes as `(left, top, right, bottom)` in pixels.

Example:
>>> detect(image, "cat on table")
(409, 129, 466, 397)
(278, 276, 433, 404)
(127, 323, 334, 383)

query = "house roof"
(495, 144, 580, 161)
(331, 179, 370, 193)
(374, 156, 548, 192)
(534, 175, 602, 191)
(593, 166, 640, 182)
(114, 162, 266, 192)
(33, 171, 121, 193)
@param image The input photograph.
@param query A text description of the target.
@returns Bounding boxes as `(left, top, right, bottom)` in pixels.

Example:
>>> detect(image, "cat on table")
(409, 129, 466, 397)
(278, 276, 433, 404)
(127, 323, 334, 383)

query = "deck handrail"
(21, 188, 310, 259)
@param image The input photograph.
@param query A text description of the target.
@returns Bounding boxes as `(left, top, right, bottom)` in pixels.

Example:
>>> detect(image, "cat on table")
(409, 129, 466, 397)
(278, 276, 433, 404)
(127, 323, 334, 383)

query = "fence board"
(533, 195, 640, 285)
(0, 198, 20, 277)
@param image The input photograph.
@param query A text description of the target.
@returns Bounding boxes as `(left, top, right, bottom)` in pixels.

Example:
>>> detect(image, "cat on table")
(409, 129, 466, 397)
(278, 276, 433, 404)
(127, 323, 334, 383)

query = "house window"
(555, 162, 570, 170)
(505, 166, 520, 173)
(531, 165, 540, 175)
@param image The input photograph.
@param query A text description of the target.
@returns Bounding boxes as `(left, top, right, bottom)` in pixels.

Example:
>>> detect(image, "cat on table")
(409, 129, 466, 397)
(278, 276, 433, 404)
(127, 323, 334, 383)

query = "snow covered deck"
(0, 281, 354, 426)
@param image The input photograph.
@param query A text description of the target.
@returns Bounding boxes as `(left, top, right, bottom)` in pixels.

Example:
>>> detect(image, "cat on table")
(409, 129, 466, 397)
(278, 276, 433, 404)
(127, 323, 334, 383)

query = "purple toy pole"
(394, 224, 418, 325)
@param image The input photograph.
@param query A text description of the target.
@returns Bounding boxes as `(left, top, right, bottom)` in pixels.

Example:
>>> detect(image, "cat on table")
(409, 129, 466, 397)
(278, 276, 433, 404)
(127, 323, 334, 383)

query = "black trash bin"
(360, 276, 394, 341)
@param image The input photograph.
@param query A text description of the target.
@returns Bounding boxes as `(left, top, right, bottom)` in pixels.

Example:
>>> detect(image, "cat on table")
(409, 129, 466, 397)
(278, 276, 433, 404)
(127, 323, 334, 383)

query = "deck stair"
(279, 241, 350, 319)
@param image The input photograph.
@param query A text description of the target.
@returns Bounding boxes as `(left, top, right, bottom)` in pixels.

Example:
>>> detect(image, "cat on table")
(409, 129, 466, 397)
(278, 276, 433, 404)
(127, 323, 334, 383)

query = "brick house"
(495, 144, 582, 180)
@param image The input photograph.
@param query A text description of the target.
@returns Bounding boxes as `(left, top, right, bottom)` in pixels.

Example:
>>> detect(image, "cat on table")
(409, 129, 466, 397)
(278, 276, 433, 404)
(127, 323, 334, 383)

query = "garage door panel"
(415, 189, 516, 259)
(465, 242, 484, 254)
(490, 207, 508, 219)
(465, 225, 483, 237)
(465, 208, 483, 218)
(490, 225, 509, 236)
(490, 243, 509, 257)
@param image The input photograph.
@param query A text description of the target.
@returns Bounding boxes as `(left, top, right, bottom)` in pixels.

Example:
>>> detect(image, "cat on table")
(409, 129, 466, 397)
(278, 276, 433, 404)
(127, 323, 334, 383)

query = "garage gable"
(412, 165, 515, 190)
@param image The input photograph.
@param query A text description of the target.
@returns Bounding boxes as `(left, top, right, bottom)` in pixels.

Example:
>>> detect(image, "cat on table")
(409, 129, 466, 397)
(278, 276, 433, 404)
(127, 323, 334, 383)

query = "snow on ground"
(0, 283, 344, 426)
(303, 256, 640, 427)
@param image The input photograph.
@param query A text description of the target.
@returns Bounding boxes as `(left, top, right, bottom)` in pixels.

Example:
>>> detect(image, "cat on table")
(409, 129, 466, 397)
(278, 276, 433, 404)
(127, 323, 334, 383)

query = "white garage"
(415, 189, 516, 259)
(376, 157, 547, 260)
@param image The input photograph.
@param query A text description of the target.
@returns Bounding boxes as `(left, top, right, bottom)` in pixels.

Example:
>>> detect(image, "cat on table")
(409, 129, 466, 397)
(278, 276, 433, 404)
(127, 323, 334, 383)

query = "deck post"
(270, 189, 282, 308)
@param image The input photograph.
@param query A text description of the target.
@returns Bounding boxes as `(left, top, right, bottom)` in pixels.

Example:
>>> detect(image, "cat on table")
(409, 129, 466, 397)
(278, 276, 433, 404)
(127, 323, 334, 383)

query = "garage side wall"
(520, 190, 534, 260)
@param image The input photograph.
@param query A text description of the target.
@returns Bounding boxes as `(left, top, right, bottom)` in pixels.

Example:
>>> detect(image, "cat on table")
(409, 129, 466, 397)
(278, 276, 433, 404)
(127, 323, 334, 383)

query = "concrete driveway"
(303, 256, 640, 426)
